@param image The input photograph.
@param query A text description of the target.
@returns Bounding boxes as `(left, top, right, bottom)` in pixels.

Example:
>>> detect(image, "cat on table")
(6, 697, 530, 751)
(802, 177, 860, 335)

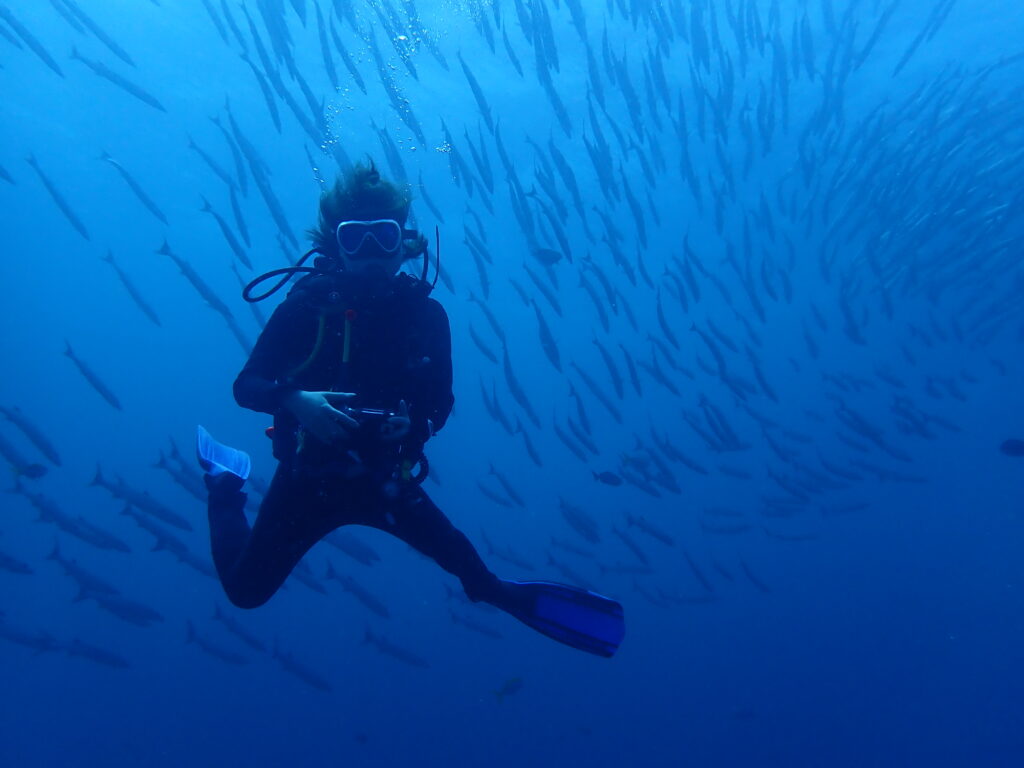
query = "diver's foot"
(204, 471, 245, 497)
(485, 579, 537, 616)
(488, 580, 626, 658)
(196, 425, 251, 480)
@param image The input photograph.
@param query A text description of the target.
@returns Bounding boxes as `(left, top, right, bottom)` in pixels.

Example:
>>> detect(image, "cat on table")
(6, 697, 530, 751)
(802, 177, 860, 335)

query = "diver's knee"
(464, 574, 503, 605)
(223, 585, 272, 610)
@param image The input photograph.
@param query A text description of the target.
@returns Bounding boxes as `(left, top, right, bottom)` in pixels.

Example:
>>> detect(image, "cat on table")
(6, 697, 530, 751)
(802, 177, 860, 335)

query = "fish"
(0, 430, 47, 479)
(322, 532, 380, 567)
(593, 470, 622, 486)
(625, 514, 675, 547)
(66, 515, 132, 553)
(559, 497, 601, 544)
(64, 638, 130, 669)
(311, 1, 338, 88)
(325, 564, 390, 619)
(157, 239, 234, 322)
(620, 465, 662, 498)
(56, 0, 135, 67)
(563, 385, 591, 441)
(48, 542, 120, 596)
(545, 553, 595, 590)
(517, 418, 543, 468)
(187, 133, 236, 189)
(531, 247, 564, 267)
(532, 300, 561, 372)
(478, 379, 516, 436)
(25, 154, 90, 240)
(611, 526, 650, 565)
(64, 341, 121, 411)
(372, 119, 409, 184)
(745, 345, 778, 402)
(471, 248, 490, 298)
(86, 591, 164, 627)
(720, 462, 753, 481)
(99, 150, 167, 222)
(226, 182, 251, 244)
(698, 394, 749, 451)
(364, 628, 430, 668)
(91, 465, 192, 531)
(468, 324, 499, 366)
(592, 339, 624, 399)
(0, 617, 59, 654)
(239, 53, 282, 133)
(616, 286, 640, 330)
(501, 343, 541, 428)
(0, 4, 64, 77)
(682, 549, 714, 592)
(457, 51, 494, 133)
(618, 344, 643, 395)
(578, 272, 610, 332)
(231, 263, 265, 330)
(762, 527, 819, 543)
(500, 22, 524, 77)
(291, 560, 328, 596)
(327, 15, 366, 94)
(1000, 439, 1024, 457)
(598, 561, 655, 577)
(700, 520, 752, 536)
(488, 463, 525, 507)
(569, 362, 622, 424)
(186, 620, 248, 665)
(273, 642, 334, 690)
(415, 171, 445, 224)
(100, 250, 162, 327)
(175, 549, 219, 582)
(70, 47, 165, 111)
(120, 503, 188, 556)
(493, 677, 524, 702)
(690, 322, 728, 374)
(740, 560, 771, 594)
(462, 125, 494, 193)
(0, 549, 32, 575)
(706, 316, 739, 354)
(200, 196, 252, 270)
(450, 610, 503, 640)
(224, 101, 299, 247)
(212, 604, 266, 652)
(477, 479, 515, 508)
(468, 292, 507, 345)
(523, 263, 563, 316)
(219, 0, 249, 54)
(480, 531, 536, 572)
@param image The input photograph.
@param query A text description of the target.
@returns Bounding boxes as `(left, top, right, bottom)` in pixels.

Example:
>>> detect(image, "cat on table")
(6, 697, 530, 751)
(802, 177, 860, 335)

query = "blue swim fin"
(499, 580, 625, 658)
(195, 425, 251, 480)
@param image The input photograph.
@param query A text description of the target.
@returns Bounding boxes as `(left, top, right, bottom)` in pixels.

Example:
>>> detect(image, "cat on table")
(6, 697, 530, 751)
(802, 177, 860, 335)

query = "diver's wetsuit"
(207, 270, 500, 609)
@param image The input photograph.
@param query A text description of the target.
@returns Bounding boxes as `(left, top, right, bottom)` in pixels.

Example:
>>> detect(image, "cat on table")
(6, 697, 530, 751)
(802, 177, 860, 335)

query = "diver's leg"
(207, 466, 336, 609)
(206, 473, 248, 567)
(373, 486, 502, 603)
(365, 486, 625, 656)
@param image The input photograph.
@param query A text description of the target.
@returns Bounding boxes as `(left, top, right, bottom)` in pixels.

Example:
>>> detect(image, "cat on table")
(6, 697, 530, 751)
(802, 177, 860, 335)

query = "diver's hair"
(307, 158, 412, 257)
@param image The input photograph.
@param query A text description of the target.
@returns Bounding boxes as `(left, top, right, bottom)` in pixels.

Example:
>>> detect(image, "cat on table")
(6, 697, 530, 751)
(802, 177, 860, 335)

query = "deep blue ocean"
(2, 1, 1022, 765)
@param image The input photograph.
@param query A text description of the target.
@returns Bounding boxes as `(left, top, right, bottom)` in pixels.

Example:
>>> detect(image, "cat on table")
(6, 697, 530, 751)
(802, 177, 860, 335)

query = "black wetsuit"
(206, 270, 500, 609)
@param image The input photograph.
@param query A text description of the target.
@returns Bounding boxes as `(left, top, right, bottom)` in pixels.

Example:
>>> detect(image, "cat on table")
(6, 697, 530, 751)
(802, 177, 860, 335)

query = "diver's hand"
(283, 390, 359, 444)
(379, 400, 411, 443)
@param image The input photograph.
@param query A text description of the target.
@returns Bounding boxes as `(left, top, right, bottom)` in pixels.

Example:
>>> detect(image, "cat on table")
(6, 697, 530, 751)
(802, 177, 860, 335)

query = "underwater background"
(2, 0, 1023, 765)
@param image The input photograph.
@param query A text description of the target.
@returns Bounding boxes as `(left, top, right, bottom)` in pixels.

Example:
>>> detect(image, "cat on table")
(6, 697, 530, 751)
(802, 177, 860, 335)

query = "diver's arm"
(233, 298, 312, 414)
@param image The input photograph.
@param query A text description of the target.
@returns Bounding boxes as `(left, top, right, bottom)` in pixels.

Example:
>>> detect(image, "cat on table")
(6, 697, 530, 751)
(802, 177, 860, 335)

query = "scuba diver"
(196, 161, 624, 658)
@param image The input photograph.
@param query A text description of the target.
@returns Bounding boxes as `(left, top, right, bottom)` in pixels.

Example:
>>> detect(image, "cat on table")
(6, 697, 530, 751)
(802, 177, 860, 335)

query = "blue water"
(1, 0, 1022, 765)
